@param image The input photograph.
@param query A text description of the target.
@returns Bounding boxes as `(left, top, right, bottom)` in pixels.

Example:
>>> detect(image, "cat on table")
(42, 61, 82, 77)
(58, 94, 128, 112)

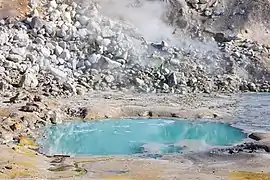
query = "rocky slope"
(0, 0, 269, 100)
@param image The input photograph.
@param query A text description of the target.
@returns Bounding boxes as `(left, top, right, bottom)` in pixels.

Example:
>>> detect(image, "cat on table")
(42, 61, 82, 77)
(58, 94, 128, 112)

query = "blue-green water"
(38, 119, 247, 156)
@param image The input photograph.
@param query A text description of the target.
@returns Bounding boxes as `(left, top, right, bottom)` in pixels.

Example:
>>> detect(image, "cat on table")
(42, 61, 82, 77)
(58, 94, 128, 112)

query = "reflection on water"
(233, 93, 270, 132)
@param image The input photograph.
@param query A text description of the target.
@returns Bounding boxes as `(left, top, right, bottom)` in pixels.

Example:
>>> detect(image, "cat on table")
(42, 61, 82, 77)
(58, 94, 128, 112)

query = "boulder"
(19, 71, 39, 88)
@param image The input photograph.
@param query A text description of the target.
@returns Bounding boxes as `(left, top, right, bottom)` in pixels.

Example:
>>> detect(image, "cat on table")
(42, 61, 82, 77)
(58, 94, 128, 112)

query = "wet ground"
(233, 93, 270, 132)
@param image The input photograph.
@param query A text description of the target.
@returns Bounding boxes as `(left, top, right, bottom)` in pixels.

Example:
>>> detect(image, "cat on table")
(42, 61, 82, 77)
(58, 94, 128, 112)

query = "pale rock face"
(0, 0, 266, 101)
(1, 132, 13, 144)
(10, 47, 26, 56)
(7, 54, 24, 63)
(48, 66, 68, 80)
(46, 111, 63, 124)
(30, 16, 44, 29)
(89, 53, 101, 64)
(19, 71, 39, 88)
(59, 49, 71, 60)
(55, 45, 63, 56)
(78, 15, 89, 26)
(49, 0, 58, 9)
(40, 47, 51, 57)
(62, 12, 72, 23)
(104, 75, 115, 83)
(98, 57, 122, 69)
(0, 33, 8, 46)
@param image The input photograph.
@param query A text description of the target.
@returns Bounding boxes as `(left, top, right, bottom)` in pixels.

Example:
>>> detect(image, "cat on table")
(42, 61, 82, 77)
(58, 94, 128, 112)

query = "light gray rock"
(59, 41, 67, 49)
(0, 19, 5, 25)
(35, 36, 45, 45)
(135, 78, 145, 86)
(7, 54, 24, 62)
(87, 20, 101, 33)
(232, 51, 241, 58)
(89, 53, 101, 64)
(49, 10, 61, 21)
(41, 47, 51, 57)
(55, 45, 63, 56)
(102, 38, 111, 46)
(49, 0, 58, 9)
(69, 43, 78, 51)
(74, 21, 81, 28)
(1, 132, 13, 144)
(26, 53, 37, 63)
(77, 28, 88, 39)
(59, 49, 71, 60)
(170, 58, 180, 66)
(0, 67, 5, 74)
(248, 82, 257, 91)
(163, 83, 169, 90)
(104, 75, 115, 83)
(30, 16, 43, 29)
(76, 60, 85, 69)
(29, 0, 39, 8)
(48, 66, 67, 80)
(47, 111, 63, 124)
(204, 9, 212, 16)
(98, 57, 122, 69)
(59, 4, 69, 12)
(46, 42, 56, 50)
(63, 81, 77, 94)
(19, 71, 39, 88)
(84, 60, 91, 69)
(0, 80, 8, 91)
(188, 77, 198, 86)
(62, 12, 72, 23)
(0, 33, 8, 46)
(102, 28, 115, 38)
(58, 58, 65, 65)
(10, 47, 26, 56)
(44, 22, 55, 35)
(78, 15, 89, 26)
(90, 69, 99, 75)
(57, 28, 67, 38)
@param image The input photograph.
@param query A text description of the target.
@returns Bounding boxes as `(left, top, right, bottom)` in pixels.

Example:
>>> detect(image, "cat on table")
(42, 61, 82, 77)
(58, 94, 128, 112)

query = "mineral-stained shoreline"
(0, 0, 270, 179)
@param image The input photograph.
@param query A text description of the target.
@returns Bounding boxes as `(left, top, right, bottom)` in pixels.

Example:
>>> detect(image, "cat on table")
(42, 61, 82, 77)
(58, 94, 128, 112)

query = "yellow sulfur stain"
(230, 171, 270, 180)
(85, 113, 100, 120)
(9, 170, 32, 179)
(11, 146, 38, 157)
(18, 136, 38, 147)
(44, 99, 58, 108)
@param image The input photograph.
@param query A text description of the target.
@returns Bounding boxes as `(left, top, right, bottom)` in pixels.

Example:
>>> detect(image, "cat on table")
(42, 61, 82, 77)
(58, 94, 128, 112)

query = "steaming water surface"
(38, 93, 270, 156)
(39, 119, 247, 156)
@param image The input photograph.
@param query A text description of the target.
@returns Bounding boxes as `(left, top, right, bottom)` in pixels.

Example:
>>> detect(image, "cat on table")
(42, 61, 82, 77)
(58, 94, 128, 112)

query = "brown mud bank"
(0, 91, 270, 179)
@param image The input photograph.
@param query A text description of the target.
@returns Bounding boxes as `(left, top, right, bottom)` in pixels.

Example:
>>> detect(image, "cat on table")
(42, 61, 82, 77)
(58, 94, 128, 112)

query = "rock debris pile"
(0, 0, 269, 98)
